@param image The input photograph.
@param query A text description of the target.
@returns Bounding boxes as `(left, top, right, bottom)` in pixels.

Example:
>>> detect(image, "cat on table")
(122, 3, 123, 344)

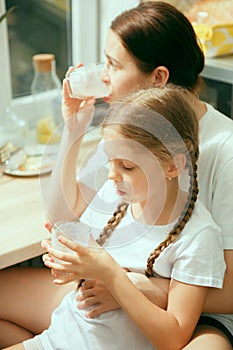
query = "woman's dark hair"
(110, 1, 204, 89)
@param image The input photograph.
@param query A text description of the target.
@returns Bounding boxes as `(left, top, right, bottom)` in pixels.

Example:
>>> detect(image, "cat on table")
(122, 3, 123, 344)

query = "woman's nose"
(108, 162, 121, 181)
(101, 64, 110, 84)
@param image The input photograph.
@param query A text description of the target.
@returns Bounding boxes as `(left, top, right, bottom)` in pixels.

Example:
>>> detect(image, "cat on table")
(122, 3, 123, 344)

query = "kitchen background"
(1, 0, 233, 125)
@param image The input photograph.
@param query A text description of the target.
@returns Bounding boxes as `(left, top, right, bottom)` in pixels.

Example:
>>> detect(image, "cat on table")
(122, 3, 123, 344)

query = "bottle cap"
(32, 53, 55, 72)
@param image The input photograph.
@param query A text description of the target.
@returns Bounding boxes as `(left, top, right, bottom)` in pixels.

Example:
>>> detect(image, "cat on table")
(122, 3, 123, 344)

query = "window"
(0, 0, 139, 120)
(5, 0, 72, 98)
(0, 0, 72, 120)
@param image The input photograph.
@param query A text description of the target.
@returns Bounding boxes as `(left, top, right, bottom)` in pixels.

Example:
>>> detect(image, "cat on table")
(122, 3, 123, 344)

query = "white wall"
(98, 0, 140, 61)
(72, 0, 99, 64)
(72, 0, 140, 64)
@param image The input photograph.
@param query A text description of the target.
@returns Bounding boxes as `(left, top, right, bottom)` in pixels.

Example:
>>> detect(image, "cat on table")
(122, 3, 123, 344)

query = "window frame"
(0, 0, 12, 116)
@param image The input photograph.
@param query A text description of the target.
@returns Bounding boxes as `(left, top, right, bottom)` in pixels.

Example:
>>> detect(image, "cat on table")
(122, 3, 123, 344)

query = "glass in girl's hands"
(51, 221, 91, 262)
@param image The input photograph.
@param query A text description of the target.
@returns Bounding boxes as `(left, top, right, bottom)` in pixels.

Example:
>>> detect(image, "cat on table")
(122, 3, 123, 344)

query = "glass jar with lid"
(31, 53, 62, 143)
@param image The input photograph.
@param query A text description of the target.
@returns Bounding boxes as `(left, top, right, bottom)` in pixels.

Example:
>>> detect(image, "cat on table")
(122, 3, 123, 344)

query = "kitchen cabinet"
(200, 55, 233, 118)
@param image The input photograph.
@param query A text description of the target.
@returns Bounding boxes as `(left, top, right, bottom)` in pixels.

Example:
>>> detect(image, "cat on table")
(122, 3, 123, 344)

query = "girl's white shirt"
(23, 178, 226, 350)
(80, 179, 225, 288)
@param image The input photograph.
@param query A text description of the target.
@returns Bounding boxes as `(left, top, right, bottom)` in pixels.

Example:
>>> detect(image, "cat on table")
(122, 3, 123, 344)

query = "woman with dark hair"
(1, 2, 233, 349)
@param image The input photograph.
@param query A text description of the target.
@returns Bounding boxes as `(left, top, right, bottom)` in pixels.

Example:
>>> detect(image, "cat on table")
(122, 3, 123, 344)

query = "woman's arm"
(203, 250, 233, 313)
(45, 79, 97, 223)
(104, 269, 208, 350)
(130, 254, 233, 314)
(75, 254, 233, 317)
(129, 256, 233, 314)
(76, 274, 169, 318)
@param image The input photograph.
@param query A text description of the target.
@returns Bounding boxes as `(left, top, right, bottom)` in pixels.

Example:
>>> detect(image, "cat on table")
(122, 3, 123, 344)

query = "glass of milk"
(65, 62, 110, 99)
(51, 220, 91, 262)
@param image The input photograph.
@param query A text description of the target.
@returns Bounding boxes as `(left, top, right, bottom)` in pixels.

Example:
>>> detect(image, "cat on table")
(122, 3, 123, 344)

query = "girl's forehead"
(103, 132, 157, 163)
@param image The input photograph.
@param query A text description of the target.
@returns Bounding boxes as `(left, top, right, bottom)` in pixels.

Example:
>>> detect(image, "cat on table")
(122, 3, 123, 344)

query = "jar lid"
(32, 53, 55, 72)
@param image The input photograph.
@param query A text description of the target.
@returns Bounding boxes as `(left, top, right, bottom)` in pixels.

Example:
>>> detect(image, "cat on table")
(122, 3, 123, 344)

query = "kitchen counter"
(202, 54, 233, 84)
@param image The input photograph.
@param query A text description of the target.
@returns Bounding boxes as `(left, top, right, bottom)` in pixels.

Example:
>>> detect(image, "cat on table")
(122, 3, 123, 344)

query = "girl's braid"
(96, 202, 129, 246)
(145, 159, 199, 278)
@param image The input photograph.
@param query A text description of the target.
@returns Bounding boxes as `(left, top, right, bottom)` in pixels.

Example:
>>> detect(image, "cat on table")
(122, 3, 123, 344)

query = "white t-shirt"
(24, 180, 225, 350)
(198, 104, 233, 249)
(81, 180, 225, 287)
(79, 103, 233, 249)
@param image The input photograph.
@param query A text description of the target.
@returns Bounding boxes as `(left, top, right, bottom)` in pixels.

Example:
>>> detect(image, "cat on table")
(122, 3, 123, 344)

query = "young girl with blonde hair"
(5, 85, 227, 350)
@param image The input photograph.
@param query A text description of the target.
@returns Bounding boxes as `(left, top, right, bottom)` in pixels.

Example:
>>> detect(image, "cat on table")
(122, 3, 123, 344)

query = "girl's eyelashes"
(107, 159, 136, 171)
(120, 160, 136, 171)
(122, 163, 135, 171)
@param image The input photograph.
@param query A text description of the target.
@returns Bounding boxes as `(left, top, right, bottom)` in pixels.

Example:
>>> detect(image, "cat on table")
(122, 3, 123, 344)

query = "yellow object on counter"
(36, 116, 61, 144)
(193, 22, 233, 58)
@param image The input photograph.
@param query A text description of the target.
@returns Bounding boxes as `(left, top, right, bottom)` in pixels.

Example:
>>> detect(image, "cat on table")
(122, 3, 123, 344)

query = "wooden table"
(0, 174, 50, 269)
(0, 126, 102, 269)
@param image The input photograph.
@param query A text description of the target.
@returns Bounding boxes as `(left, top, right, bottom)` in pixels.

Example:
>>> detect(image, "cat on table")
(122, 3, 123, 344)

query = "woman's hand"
(62, 64, 95, 128)
(77, 279, 121, 318)
(43, 234, 119, 285)
(61, 77, 95, 145)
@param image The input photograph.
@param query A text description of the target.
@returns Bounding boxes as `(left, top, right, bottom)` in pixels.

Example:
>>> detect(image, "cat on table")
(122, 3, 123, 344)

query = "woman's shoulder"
(200, 103, 233, 137)
(199, 104, 233, 162)
(182, 200, 221, 241)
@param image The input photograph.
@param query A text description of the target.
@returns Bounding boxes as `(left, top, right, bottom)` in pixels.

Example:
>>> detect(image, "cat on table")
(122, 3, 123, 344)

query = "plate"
(4, 164, 54, 177)
(4, 145, 56, 177)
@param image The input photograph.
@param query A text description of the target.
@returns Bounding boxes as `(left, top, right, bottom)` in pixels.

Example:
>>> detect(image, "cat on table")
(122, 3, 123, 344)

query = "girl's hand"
(43, 235, 118, 285)
(41, 239, 53, 266)
(44, 221, 52, 233)
(41, 239, 79, 284)
(41, 223, 53, 265)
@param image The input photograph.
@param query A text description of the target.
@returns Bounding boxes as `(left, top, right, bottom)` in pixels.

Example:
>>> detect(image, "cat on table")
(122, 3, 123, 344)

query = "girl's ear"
(152, 66, 170, 87)
(166, 154, 186, 179)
